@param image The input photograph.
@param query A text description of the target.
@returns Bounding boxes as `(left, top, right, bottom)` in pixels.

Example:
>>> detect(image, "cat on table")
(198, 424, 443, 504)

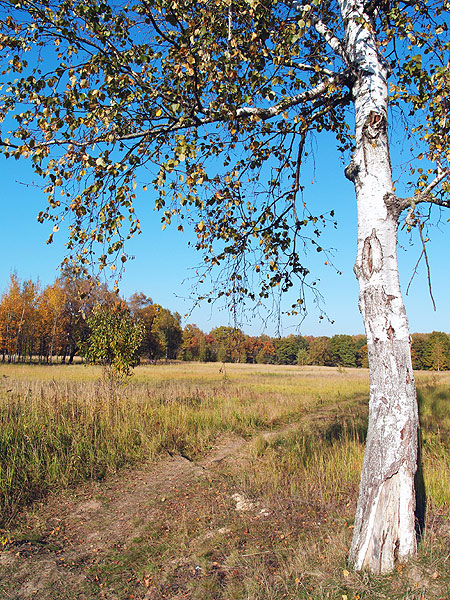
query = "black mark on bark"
(394, 538, 400, 562)
(345, 159, 360, 182)
(362, 111, 389, 173)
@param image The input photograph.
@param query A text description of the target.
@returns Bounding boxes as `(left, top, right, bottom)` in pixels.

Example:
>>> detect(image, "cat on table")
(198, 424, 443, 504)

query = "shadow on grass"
(324, 417, 367, 445)
(414, 384, 450, 541)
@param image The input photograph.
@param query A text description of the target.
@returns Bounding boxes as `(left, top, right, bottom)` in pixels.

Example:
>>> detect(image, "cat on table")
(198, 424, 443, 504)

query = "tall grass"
(417, 374, 450, 509)
(236, 415, 366, 510)
(0, 363, 368, 523)
(0, 362, 449, 526)
(238, 371, 450, 514)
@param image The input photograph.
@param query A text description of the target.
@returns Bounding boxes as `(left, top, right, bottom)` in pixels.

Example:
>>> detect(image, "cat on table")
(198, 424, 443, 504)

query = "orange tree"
(1, 0, 450, 573)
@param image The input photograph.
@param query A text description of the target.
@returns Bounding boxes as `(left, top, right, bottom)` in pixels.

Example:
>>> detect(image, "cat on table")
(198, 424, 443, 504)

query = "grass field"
(0, 362, 449, 599)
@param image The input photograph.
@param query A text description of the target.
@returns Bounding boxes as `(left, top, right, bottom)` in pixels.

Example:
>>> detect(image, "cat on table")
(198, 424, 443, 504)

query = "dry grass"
(0, 362, 449, 599)
(0, 362, 368, 523)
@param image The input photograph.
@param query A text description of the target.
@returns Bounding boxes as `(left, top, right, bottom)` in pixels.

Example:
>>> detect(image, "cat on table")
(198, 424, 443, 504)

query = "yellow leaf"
(342, 569, 350, 578)
(155, 108, 162, 117)
(198, 220, 204, 231)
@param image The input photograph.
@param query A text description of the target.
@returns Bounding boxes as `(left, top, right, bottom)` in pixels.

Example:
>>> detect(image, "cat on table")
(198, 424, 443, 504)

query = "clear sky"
(1, 129, 448, 338)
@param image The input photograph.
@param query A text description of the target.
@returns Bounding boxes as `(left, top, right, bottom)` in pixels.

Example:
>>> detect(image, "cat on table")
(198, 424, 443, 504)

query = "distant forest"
(1, 273, 449, 371)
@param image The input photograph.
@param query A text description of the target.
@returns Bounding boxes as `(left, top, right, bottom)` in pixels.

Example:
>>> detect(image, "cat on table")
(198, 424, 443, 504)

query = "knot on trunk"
(345, 159, 360, 182)
(384, 192, 402, 221)
(363, 111, 386, 142)
(361, 229, 383, 280)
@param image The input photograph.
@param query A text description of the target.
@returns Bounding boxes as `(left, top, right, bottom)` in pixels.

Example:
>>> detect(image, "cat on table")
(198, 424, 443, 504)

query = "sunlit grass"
(0, 362, 449, 599)
(0, 362, 367, 522)
(0, 361, 449, 525)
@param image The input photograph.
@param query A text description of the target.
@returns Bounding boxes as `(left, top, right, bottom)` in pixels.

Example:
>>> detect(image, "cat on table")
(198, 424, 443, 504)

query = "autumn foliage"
(0, 273, 447, 370)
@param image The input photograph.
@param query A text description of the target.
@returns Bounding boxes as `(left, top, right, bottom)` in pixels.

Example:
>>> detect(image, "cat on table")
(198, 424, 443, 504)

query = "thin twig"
(418, 223, 436, 311)
(292, 131, 306, 225)
(406, 248, 424, 297)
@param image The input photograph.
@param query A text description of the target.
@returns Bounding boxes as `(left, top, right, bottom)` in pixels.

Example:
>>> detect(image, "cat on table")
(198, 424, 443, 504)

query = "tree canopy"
(0, 0, 447, 307)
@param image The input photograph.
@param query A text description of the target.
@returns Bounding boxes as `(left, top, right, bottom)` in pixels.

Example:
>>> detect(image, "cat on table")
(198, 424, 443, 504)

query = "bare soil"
(1, 421, 449, 600)
(0, 433, 255, 599)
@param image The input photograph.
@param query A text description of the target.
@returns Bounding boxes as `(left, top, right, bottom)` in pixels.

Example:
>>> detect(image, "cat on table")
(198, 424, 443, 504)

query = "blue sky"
(0, 131, 448, 338)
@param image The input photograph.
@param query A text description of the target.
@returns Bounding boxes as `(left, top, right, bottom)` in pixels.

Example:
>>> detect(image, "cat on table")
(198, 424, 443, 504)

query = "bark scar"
(400, 420, 411, 442)
(361, 229, 383, 280)
(363, 111, 386, 142)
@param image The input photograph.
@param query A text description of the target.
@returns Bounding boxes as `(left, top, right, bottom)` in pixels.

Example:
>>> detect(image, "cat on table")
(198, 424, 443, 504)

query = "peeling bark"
(339, 0, 419, 574)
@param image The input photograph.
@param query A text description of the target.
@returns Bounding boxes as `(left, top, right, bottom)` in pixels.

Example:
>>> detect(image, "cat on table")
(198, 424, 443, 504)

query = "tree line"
(1, 273, 448, 371)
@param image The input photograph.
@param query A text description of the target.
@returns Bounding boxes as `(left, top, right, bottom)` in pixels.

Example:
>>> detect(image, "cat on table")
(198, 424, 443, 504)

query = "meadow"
(0, 362, 449, 599)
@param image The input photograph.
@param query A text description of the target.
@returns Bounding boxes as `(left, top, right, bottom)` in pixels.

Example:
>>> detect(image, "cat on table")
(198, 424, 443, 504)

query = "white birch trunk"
(339, 0, 419, 573)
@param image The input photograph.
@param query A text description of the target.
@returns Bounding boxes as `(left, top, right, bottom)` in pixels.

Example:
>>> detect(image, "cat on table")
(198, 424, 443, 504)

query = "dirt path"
(0, 400, 368, 600)
(0, 432, 256, 600)
(0, 398, 369, 600)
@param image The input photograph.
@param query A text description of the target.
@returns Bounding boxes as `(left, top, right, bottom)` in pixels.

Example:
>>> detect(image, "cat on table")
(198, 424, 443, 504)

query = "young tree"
(59, 271, 115, 363)
(1, 0, 449, 573)
(83, 302, 144, 382)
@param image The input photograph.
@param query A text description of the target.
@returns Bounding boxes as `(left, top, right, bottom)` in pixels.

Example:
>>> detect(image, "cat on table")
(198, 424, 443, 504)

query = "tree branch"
(283, 0, 349, 64)
(385, 169, 450, 218)
(418, 222, 436, 311)
(292, 130, 306, 225)
(5, 73, 350, 151)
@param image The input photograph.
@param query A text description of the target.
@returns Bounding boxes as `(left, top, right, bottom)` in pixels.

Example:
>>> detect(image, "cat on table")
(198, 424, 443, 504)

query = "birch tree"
(1, 0, 449, 573)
